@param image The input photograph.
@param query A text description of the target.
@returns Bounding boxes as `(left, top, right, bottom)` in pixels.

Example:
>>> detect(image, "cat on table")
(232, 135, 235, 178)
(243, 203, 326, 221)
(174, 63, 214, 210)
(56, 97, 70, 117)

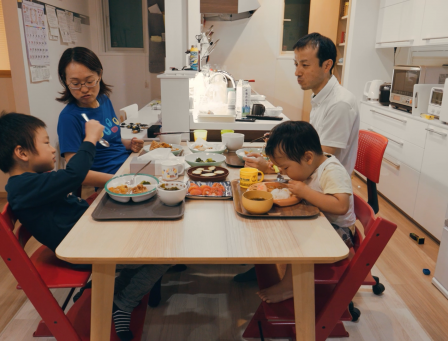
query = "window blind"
(0, 0, 11, 70)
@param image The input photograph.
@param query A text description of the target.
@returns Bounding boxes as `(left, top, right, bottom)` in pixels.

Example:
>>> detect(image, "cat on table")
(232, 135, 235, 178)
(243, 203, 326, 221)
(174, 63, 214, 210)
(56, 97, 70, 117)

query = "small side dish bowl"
(157, 182, 188, 206)
(105, 174, 159, 203)
(142, 144, 183, 156)
(222, 133, 244, 151)
(236, 148, 268, 161)
(242, 190, 274, 215)
(185, 153, 225, 167)
(187, 142, 226, 154)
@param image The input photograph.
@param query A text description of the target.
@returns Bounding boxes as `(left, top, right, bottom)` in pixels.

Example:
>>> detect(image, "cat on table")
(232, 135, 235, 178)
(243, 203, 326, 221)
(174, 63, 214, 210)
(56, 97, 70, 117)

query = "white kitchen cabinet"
(376, 1, 413, 46)
(377, 154, 420, 217)
(420, 0, 448, 46)
(414, 126, 448, 241)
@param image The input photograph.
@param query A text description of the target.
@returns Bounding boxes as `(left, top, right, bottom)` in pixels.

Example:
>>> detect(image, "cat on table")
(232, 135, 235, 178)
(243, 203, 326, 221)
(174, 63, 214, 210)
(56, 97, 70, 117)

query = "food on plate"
(214, 170, 225, 174)
(208, 166, 216, 170)
(140, 180, 151, 185)
(193, 145, 214, 151)
(130, 184, 148, 194)
(109, 183, 148, 195)
(192, 170, 202, 175)
(201, 173, 216, 177)
(187, 182, 226, 197)
(190, 166, 227, 177)
(195, 157, 216, 163)
(247, 182, 300, 207)
(160, 183, 180, 191)
(150, 140, 172, 150)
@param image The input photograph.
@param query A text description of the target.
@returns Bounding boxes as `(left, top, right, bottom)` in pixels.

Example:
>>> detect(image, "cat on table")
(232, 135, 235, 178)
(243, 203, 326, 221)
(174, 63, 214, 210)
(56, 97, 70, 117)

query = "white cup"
(159, 134, 182, 145)
(161, 160, 185, 181)
(222, 133, 244, 151)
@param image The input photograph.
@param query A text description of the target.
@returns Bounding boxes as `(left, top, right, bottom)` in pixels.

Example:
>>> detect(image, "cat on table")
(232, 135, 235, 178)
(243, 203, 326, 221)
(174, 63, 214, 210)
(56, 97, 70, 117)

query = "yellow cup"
(194, 130, 207, 141)
(240, 167, 264, 188)
(221, 129, 234, 135)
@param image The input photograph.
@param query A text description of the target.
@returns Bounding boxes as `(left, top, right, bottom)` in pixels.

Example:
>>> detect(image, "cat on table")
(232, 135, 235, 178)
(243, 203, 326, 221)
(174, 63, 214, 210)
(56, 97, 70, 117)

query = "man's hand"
(243, 153, 275, 173)
(286, 180, 307, 201)
(130, 138, 144, 153)
(84, 120, 105, 145)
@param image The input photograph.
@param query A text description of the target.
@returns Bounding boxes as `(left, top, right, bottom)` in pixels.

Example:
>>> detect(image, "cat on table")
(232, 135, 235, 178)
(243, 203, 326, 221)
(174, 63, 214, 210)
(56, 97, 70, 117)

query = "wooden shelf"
(337, 63, 344, 66)
(341, 15, 348, 20)
(338, 43, 346, 46)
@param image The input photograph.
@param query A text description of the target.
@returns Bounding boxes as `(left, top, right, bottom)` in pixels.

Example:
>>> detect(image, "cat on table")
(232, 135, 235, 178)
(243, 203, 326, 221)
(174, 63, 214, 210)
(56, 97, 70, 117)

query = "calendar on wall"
(21, 0, 50, 66)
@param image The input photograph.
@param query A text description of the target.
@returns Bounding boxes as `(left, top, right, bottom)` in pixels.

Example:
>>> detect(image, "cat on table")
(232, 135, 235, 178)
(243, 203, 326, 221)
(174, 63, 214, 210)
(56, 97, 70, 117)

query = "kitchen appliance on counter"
(390, 65, 448, 112)
(363, 80, 384, 101)
(428, 87, 444, 118)
(379, 82, 391, 106)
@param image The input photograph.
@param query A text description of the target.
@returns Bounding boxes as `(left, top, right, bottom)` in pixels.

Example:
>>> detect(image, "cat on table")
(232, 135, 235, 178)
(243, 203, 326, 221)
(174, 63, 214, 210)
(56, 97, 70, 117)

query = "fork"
(125, 160, 152, 186)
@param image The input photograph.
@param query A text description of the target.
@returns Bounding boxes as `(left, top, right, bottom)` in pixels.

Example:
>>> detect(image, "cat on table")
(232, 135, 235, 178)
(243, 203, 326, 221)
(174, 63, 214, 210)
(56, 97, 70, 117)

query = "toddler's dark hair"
(0, 112, 46, 173)
(265, 121, 323, 163)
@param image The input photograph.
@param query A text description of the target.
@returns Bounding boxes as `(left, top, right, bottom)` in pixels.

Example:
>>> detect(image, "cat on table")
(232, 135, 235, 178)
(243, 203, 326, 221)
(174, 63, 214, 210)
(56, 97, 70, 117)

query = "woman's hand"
(243, 153, 275, 174)
(130, 138, 144, 153)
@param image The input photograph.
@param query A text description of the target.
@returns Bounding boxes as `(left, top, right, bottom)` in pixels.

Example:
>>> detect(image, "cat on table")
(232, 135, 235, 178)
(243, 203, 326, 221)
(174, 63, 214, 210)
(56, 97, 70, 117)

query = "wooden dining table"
(56, 143, 349, 341)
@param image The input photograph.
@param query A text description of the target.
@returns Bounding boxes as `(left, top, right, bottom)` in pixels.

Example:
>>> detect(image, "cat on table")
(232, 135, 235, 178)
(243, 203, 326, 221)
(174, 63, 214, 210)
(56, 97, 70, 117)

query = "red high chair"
(0, 195, 148, 340)
(244, 194, 397, 340)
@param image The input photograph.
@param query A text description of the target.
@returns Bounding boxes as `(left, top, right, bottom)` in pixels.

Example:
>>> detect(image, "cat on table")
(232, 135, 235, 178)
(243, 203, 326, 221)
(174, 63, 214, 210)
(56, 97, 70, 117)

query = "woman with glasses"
(56, 47, 144, 187)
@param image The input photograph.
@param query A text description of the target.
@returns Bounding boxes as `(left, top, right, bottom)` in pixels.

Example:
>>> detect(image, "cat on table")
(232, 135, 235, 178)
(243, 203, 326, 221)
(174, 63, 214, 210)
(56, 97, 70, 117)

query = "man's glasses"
(67, 78, 100, 90)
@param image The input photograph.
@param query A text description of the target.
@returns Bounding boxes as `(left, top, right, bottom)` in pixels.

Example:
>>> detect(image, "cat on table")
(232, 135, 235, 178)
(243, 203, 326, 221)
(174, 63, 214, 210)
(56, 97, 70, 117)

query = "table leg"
(292, 264, 315, 341)
(91, 264, 116, 341)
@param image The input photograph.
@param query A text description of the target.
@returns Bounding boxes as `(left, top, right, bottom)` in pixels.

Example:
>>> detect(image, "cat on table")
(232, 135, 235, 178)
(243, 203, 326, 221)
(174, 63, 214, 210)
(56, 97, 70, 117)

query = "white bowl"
(184, 153, 226, 167)
(187, 142, 226, 154)
(236, 148, 268, 161)
(105, 174, 159, 202)
(265, 107, 283, 117)
(157, 182, 187, 206)
(143, 143, 183, 156)
(159, 134, 182, 145)
(222, 133, 244, 151)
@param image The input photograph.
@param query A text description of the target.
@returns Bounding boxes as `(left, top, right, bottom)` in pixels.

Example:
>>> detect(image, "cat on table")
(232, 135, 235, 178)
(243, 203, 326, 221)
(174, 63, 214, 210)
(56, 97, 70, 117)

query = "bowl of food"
(184, 153, 226, 167)
(105, 174, 159, 203)
(222, 133, 244, 151)
(242, 190, 274, 215)
(236, 148, 268, 161)
(143, 141, 183, 156)
(247, 182, 300, 207)
(159, 133, 182, 145)
(187, 141, 226, 154)
(157, 182, 187, 206)
(187, 166, 229, 182)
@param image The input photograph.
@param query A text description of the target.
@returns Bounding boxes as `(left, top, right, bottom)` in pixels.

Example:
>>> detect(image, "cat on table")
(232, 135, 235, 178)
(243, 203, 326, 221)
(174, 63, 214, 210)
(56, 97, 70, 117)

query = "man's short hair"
(0, 112, 46, 173)
(265, 121, 323, 164)
(293, 32, 337, 74)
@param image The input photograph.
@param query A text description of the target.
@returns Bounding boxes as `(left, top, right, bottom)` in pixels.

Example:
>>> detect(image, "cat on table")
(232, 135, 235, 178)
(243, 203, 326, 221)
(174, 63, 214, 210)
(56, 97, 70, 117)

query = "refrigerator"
(433, 218, 448, 299)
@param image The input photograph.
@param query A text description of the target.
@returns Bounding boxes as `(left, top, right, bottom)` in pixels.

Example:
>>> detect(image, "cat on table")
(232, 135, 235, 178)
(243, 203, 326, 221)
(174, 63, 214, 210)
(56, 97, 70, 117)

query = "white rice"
(271, 188, 291, 200)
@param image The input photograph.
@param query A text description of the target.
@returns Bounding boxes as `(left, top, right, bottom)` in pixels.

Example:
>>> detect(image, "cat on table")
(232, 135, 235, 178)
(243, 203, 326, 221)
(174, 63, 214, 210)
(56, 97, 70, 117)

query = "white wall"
(88, 0, 161, 114)
(3, 0, 91, 169)
(0, 78, 15, 112)
(201, 0, 303, 121)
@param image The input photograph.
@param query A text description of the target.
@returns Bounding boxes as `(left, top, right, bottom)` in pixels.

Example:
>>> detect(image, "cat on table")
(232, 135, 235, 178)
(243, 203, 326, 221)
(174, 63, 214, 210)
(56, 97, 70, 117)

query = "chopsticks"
(250, 136, 266, 143)
(154, 132, 190, 135)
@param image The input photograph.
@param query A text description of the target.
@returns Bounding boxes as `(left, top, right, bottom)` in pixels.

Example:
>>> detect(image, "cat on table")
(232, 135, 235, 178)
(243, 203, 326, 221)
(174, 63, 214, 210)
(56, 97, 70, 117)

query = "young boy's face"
(270, 148, 315, 181)
(28, 128, 56, 173)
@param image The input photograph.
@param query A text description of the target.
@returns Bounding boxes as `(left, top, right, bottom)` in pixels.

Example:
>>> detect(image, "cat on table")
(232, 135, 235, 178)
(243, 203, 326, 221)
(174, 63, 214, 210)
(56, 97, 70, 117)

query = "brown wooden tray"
(224, 151, 245, 167)
(230, 180, 320, 219)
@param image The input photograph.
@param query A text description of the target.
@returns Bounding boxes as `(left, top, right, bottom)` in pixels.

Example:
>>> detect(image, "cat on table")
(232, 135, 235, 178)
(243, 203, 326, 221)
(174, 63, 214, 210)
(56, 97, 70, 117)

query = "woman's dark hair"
(56, 47, 112, 104)
(293, 32, 337, 74)
(0, 111, 46, 173)
(265, 121, 323, 164)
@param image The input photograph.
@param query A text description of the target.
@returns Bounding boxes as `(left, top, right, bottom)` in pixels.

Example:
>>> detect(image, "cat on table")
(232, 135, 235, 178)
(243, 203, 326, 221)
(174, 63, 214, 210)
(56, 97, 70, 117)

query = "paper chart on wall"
(66, 11, 77, 43)
(21, 1, 50, 66)
(30, 66, 51, 82)
(74, 17, 82, 33)
(45, 5, 59, 40)
(57, 9, 71, 43)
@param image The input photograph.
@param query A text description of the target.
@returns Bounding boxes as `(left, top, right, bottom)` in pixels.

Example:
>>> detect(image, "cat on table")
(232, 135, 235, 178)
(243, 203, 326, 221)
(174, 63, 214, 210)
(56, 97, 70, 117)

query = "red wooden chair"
(0, 196, 149, 340)
(244, 194, 397, 340)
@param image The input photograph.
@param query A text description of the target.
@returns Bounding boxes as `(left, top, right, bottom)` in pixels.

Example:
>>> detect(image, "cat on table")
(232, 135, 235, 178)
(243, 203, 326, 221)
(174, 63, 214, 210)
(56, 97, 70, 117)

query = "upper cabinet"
(375, 0, 432, 48)
(200, 0, 260, 13)
(420, 0, 448, 46)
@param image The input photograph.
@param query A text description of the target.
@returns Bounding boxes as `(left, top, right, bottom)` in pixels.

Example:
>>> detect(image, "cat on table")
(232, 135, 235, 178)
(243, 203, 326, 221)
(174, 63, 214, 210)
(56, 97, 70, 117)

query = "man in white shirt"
(244, 32, 359, 174)
(237, 33, 359, 282)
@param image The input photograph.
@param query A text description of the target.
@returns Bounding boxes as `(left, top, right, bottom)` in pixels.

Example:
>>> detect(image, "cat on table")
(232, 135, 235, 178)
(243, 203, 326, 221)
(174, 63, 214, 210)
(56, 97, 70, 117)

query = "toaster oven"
(390, 65, 448, 112)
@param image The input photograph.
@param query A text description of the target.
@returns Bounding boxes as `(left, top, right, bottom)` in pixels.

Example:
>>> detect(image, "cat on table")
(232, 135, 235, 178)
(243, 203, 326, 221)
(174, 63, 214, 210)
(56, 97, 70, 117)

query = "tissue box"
(130, 157, 185, 176)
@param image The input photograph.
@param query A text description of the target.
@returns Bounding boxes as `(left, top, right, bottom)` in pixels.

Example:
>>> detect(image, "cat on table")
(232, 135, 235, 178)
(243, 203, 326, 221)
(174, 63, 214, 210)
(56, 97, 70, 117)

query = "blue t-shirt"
(57, 95, 130, 175)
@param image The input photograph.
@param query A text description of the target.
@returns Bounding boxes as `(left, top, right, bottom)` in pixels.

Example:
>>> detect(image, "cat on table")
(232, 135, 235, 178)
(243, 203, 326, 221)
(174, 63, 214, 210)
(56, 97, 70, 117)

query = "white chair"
(119, 104, 138, 123)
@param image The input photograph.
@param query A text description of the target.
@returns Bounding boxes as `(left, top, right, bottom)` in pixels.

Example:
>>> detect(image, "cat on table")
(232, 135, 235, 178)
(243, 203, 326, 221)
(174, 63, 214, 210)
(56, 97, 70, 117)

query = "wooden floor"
(0, 177, 448, 340)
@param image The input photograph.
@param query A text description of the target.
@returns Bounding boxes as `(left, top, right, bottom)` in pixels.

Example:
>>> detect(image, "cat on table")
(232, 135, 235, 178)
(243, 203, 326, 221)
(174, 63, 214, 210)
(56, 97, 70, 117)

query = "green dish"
(184, 153, 226, 167)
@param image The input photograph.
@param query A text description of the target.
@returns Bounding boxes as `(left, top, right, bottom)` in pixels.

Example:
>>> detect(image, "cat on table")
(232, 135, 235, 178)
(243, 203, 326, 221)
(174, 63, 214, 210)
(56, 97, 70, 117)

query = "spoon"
(81, 113, 110, 148)
(276, 173, 289, 184)
(125, 160, 153, 186)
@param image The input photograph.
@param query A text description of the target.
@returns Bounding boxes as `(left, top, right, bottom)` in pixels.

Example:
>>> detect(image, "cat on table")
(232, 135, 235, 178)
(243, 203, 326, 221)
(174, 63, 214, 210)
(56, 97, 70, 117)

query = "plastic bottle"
(190, 45, 198, 71)
(227, 88, 236, 110)
(235, 79, 243, 115)
(242, 81, 252, 117)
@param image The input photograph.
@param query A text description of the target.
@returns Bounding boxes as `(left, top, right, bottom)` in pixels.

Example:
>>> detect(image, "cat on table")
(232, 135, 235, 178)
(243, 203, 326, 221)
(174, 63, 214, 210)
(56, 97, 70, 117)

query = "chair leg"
(372, 275, 386, 295)
(33, 320, 53, 337)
